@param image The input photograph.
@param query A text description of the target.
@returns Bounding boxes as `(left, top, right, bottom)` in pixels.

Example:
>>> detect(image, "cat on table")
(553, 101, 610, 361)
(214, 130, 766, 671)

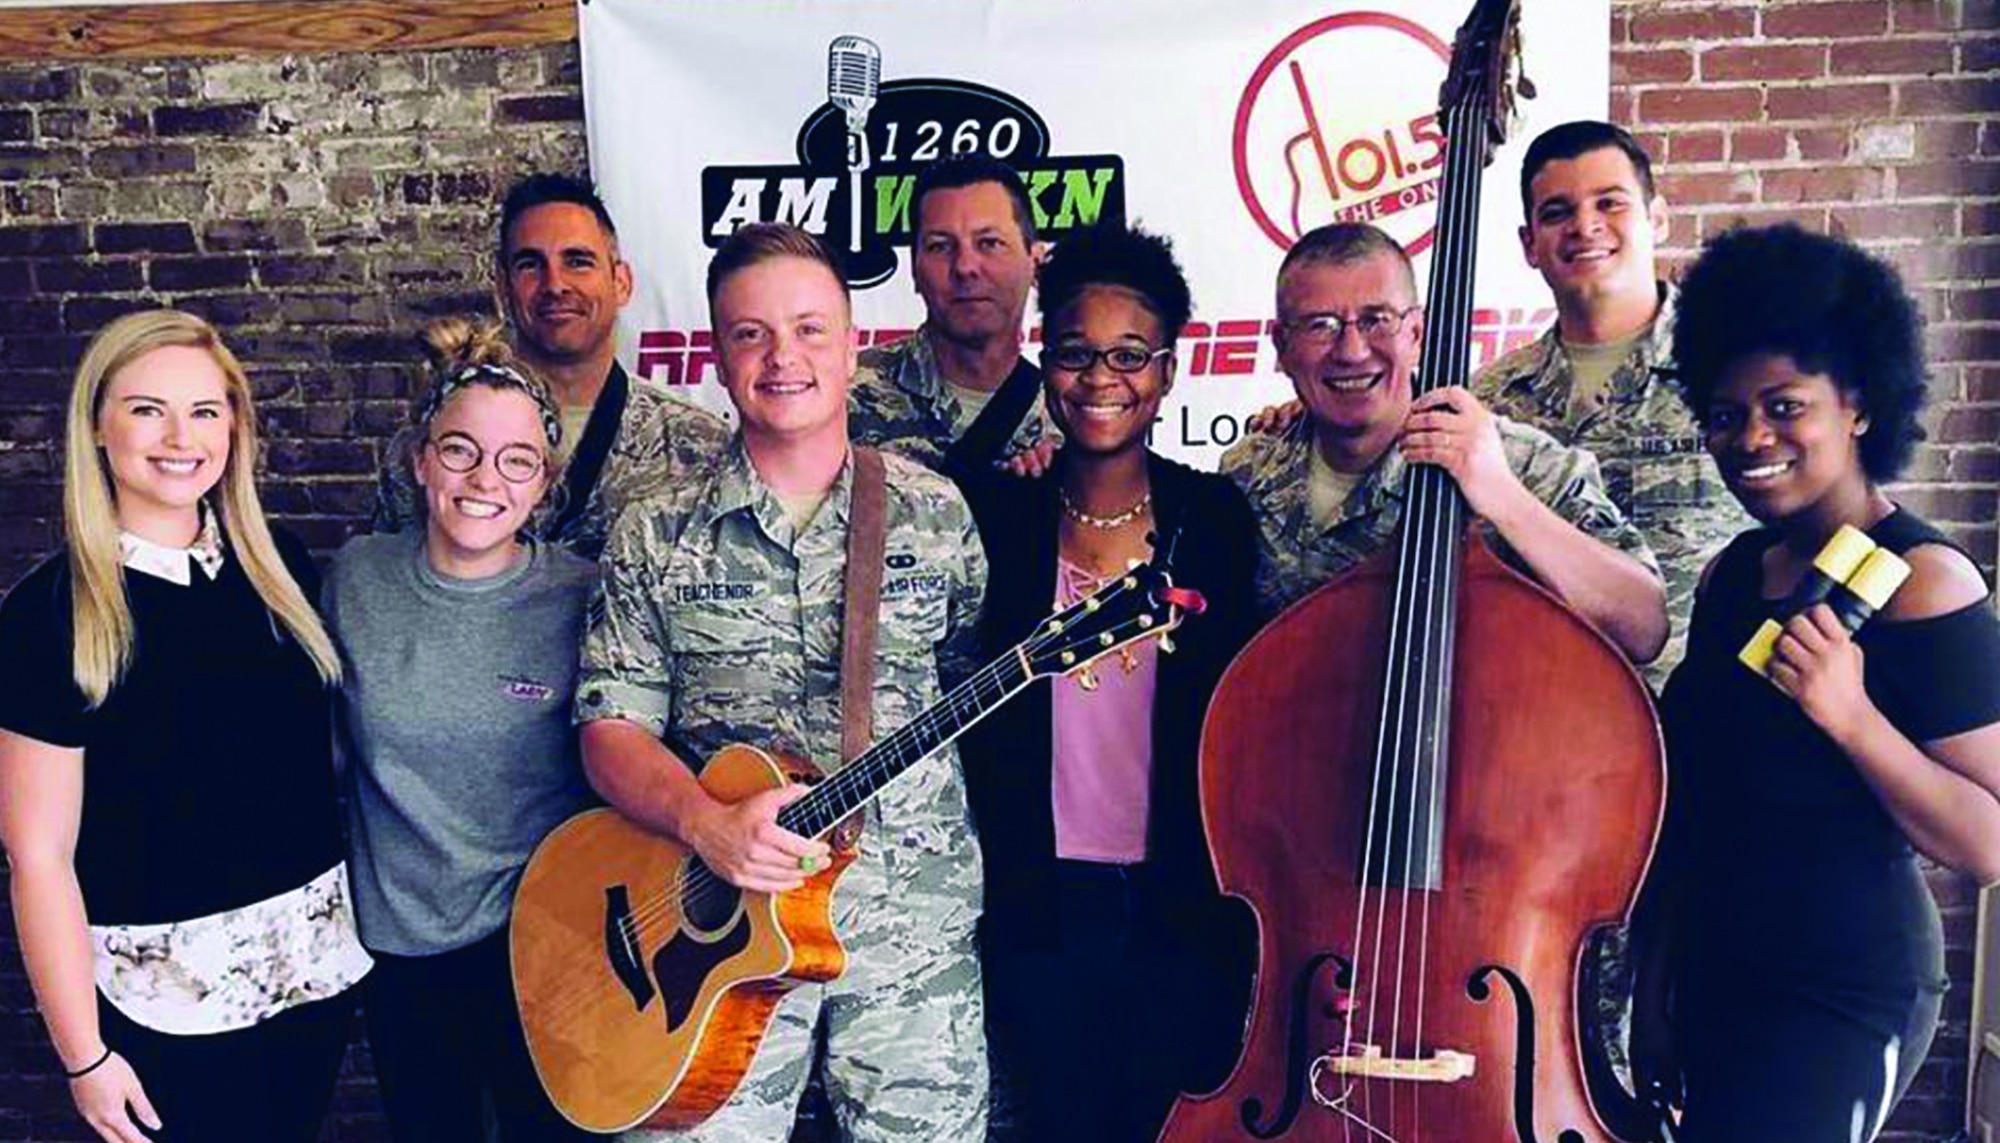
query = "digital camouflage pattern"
(1221, 414, 1660, 621)
(1473, 283, 1754, 687)
(847, 325, 1056, 471)
(576, 439, 989, 1143)
(628, 902, 984, 1143)
(370, 367, 731, 560)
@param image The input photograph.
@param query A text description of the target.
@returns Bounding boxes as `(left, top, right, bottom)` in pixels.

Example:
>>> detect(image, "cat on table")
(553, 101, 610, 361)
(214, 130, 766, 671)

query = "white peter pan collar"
(119, 506, 225, 586)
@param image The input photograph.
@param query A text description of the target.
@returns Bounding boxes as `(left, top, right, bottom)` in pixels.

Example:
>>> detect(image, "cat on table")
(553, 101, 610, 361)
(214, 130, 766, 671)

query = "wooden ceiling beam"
(0, 0, 577, 60)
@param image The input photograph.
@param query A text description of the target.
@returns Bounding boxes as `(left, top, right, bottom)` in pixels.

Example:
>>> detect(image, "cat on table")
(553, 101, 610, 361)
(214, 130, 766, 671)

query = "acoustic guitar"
(510, 546, 1202, 1133)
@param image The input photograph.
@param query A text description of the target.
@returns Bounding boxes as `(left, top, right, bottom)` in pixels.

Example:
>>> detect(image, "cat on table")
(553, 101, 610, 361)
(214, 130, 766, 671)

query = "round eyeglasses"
(1044, 343, 1172, 375)
(426, 433, 546, 484)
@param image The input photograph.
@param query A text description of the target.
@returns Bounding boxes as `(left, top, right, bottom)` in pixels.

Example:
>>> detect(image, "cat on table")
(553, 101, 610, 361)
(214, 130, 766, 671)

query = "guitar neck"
(776, 648, 1033, 840)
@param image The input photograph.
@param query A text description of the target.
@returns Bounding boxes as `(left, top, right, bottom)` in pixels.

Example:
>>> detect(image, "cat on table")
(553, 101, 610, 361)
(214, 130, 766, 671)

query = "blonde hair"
(704, 222, 849, 308)
(409, 316, 567, 531)
(62, 309, 341, 706)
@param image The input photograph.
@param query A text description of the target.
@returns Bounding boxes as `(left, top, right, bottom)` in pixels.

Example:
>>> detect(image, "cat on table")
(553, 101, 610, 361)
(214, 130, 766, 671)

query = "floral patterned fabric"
(91, 863, 371, 1035)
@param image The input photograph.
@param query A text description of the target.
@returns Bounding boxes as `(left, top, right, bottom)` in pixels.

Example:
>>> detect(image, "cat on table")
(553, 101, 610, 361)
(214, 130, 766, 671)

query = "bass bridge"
(1314, 1043, 1478, 1087)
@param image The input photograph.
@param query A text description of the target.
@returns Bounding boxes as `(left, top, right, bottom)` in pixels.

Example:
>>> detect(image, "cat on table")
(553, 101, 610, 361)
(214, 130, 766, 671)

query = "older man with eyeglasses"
(1220, 222, 1668, 665)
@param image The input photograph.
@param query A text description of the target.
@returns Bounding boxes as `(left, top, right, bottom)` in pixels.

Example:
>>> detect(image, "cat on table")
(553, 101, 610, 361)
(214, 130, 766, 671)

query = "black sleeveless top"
(1656, 508, 2000, 990)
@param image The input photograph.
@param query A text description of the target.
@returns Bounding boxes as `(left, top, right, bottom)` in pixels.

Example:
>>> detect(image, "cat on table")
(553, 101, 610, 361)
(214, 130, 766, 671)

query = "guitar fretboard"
(776, 651, 1034, 839)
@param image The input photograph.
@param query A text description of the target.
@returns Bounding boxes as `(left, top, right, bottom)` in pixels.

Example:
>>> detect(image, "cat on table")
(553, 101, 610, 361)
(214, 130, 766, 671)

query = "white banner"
(581, 0, 1609, 467)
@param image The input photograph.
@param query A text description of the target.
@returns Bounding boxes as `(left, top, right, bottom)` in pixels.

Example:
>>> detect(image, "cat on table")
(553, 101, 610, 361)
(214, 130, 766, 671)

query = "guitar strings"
(531, 577, 1161, 1026)
(1347, 85, 1483, 1139)
(1346, 499, 1400, 1133)
(533, 645, 1037, 1023)
(1417, 94, 1485, 1139)
(772, 575, 1165, 842)
(1362, 458, 1422, 1129)
(1415, 92, 1486, 1141)
(1338, 82, 1479, 1137)
(536, 648, 1029, 1022)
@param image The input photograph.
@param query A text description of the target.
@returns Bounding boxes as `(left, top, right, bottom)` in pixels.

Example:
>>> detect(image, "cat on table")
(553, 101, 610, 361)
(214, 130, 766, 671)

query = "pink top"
(1050, 556, 1159, 863)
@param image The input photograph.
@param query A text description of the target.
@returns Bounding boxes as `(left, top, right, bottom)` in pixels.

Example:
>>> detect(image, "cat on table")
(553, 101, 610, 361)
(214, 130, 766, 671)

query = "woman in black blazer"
(957, 222, 1259, 1143)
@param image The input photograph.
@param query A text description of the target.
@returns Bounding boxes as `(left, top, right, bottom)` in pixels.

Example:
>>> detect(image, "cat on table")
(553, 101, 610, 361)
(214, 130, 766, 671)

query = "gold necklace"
(1059, 487, 1152, 530)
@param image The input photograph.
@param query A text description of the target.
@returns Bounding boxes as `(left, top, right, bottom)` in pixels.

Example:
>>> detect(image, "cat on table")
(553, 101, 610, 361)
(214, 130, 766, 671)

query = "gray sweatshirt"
(326, 531, 597, 955)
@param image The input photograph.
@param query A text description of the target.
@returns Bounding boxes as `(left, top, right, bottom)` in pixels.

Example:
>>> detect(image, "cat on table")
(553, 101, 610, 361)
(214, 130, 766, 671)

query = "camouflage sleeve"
(604, 394, 733, 514)
(937, 491, 988, 691)
(1468, 355, 1502, 397)
(844, 351, 900, 451)
(1468, 335, 1555, 428)
(1216, 438, 1291, 620)
(846, 363, 948, 467)
(368, 427, 420, 535)
(1504, 424, 1663, 581)
(575, 505, 676, 736)
(1216, 437, 1254, 493)
(1467, 360, 1515, 416)
(1003, 392, 1063, 459)
(658, 399, 734, 477)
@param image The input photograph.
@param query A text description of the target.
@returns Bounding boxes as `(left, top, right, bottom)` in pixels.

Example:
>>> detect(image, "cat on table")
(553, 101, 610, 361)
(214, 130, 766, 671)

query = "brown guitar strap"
(830, 446, 887, 851)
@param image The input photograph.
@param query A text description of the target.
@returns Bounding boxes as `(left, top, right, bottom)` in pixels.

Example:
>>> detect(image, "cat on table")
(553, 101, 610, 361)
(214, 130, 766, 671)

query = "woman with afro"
(1631, 223, 2000, 1141)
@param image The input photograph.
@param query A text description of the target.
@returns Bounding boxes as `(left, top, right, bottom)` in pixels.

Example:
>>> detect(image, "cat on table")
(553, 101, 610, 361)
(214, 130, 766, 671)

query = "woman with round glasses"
(956, 223, 1260, 1143)
(0, 309, 369, 1143)
(325, 318, 597, 1141)
(1630, 225, 2000, 1140)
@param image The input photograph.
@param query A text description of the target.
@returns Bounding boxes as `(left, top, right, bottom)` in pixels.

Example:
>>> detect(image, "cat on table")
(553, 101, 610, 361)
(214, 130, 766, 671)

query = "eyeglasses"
(1283, 306, 1422, 347)
(426, 434, 546, 484)
(1044, 343, 1172, 375)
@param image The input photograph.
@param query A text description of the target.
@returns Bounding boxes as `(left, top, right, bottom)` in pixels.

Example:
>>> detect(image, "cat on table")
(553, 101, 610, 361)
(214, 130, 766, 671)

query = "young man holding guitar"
(568, 223, 990, 1141)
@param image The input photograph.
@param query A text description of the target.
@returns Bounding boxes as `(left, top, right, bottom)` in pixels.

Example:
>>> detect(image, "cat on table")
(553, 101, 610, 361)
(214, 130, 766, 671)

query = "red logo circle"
(1233, 13, 1452, 256)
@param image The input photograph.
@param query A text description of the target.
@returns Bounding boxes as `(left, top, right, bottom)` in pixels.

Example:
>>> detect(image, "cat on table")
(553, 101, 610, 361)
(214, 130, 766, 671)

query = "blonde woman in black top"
(0, 310, 368, 1143)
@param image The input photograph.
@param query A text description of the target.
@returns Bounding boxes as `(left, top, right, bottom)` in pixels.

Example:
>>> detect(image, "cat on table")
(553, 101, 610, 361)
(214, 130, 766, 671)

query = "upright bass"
(1158, 2, 1668, 1141)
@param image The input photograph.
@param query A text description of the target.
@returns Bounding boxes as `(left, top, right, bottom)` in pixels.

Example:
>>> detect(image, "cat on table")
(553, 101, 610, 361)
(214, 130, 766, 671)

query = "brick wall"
(0, 45, 585, 596)
(0, 2, 1992, 1140)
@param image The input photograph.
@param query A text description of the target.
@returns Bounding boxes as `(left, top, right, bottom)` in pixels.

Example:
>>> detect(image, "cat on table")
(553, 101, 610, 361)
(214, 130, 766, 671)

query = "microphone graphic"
(828, 35, 880, 254)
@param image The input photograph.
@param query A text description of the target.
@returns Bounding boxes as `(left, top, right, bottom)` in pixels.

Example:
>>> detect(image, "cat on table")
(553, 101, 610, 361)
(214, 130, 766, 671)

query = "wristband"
(64, 1045, 112, 1080)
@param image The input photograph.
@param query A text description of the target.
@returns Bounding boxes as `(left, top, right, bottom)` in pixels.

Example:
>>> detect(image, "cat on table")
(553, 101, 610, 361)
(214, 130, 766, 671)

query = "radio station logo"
(1233, 13, 1452, 255)
(700, 36, 1126, 289)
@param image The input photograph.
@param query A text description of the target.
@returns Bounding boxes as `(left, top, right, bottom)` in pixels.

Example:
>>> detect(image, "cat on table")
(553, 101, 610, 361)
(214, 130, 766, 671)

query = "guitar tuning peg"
(1076, 668, 1100, 692)
(1158, 634, 1176, 655)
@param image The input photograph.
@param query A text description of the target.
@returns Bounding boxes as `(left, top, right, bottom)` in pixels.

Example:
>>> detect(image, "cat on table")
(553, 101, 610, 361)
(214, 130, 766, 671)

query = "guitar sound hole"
(681, 858, 742, 934)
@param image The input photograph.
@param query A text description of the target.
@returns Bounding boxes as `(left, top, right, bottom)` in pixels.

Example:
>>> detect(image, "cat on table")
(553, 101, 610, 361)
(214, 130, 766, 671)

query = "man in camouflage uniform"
(848, 154, 1056, 473)
(372, 173, 728, 558)
(1223, 221, 1667, 664)
(1473, 121, 1753, 686)
(577, 223, 988, 1143)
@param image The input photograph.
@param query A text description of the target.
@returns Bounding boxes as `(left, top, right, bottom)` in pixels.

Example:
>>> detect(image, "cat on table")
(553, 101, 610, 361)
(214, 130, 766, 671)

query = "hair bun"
(420, 316, 515, 381)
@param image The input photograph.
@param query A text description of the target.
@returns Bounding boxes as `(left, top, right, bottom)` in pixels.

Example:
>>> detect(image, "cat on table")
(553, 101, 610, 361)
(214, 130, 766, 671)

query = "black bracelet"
(63, 1046, 112, 1080)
